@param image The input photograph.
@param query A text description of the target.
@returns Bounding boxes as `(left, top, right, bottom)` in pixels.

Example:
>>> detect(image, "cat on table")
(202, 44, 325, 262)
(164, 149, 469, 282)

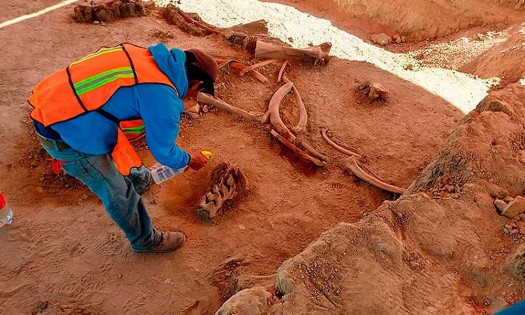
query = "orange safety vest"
(120, 119, 146, 142)
(29, 43, 179, 175)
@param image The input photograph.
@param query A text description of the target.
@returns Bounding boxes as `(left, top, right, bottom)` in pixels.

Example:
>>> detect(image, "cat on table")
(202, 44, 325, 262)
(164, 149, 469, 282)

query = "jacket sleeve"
(138, 85, 190, 169)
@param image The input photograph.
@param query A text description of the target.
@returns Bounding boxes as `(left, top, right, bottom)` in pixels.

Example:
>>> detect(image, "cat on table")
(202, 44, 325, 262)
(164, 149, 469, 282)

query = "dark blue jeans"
(36, 132, 160, 251)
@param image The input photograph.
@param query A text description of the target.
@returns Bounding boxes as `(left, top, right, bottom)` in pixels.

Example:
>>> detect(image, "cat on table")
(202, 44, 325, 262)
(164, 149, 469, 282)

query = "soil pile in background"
(266, 0, 524, 41)
(461, 23, 525, 88)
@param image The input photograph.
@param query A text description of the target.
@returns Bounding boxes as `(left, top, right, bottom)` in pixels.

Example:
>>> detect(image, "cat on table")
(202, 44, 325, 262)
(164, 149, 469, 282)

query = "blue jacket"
(34, 43, 190, 169)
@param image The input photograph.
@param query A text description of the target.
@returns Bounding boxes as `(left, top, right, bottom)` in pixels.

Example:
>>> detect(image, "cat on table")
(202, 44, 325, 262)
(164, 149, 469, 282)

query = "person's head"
(183, 49, 218, 109)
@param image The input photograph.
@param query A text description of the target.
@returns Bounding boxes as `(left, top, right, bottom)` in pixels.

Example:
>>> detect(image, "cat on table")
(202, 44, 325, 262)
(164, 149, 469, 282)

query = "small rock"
(118, 274, 123, 279)
(502, 196, 525, 218)
(520, 227, 525, 234)
(504, 227, 510, 234)
(392, 34, 401, 44)
(367, 82, 389, 101)
(36, 301, 48, 313)
(371, 33, 391, 46)
(505, 224, 514, 230)
(494, 199, 508, 214)
(511, 229, 520, 235)
(401, 36, 407, 43)
(519, 213, 525, 221)
(505, 196, 515, 203)
(445, 185, 455, 193)
(404, 63, 414, 70)
(202, 105, 209, 113)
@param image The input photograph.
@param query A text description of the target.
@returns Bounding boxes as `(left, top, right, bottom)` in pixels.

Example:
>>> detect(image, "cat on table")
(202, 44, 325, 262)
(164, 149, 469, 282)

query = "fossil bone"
(255, 40, 332, 65)
(321, 127, 361, 158)
(197, 163, 247, 220)
(239, 59, 278, 76)
(269, 82, 327, 162)
(196, 93, 266, 122)
(271, 130, 325, 166)
(345, 156, 406, 194)
(229, 62, 268, 83)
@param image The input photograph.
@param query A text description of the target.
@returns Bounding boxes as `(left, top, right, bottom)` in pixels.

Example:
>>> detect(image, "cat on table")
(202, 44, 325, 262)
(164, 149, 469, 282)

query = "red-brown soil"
(0, 0, 524, 314)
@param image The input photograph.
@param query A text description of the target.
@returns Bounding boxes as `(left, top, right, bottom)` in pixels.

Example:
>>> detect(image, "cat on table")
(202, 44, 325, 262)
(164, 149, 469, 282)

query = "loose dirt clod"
(196, 163, 247, 221)
(357, 81, 389, 102)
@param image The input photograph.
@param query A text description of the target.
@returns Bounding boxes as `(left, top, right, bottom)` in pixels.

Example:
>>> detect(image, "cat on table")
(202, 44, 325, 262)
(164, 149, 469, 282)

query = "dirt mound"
(270, 0, 523, 41)
(461, 23, 525, 87)
(218, 84, 525, 314)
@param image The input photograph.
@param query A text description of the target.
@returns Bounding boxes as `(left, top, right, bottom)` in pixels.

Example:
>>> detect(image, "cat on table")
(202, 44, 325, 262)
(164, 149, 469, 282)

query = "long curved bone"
(321, 128, 405, 194)
(269, 83, 326, 162)
(320, 127, 361, 157)
(282, 75, 307, 134)
(346, 157, 406, 194)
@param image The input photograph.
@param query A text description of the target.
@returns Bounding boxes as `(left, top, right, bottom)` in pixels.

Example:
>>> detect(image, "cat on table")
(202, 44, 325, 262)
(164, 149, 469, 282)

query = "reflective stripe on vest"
(29, 43, 178, 127)
(28, 43, 181, 175)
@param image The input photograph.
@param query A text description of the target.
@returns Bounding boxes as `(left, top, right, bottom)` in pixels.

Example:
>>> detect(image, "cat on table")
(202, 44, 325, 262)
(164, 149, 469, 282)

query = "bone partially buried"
(197, 163, 247, 221)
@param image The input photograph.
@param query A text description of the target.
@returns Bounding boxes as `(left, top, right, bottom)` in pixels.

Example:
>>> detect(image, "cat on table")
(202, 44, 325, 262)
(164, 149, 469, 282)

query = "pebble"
(519, 214, 525, 221)
(510, 229, 519, 235)
(505, 224, 513, 230)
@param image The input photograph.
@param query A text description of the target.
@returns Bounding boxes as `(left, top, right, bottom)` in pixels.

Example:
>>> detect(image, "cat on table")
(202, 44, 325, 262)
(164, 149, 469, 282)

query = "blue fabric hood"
(148, 43, 188, 98)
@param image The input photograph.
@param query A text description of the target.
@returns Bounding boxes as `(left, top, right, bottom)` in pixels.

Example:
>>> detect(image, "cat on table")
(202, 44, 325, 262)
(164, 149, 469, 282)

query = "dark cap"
(184, 49, 218, 95)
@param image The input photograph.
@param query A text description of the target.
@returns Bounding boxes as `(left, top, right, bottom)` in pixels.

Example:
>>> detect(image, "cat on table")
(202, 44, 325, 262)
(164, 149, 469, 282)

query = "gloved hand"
(188, 150, 209, 171)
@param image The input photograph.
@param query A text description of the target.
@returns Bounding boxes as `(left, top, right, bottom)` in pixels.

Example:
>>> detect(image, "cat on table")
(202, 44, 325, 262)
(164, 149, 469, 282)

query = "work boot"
(133, 231, 186, 253)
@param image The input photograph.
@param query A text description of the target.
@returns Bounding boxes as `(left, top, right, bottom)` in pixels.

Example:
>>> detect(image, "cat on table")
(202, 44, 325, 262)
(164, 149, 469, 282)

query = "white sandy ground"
(153, 0, 508, 114)
(407, 31, 509, 70)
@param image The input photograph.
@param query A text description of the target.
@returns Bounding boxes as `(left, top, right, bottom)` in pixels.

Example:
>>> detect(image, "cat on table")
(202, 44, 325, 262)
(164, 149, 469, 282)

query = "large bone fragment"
(255, 41, 332, 65)
(197, 93, 265, 122)
(346, 157, 406, 195)
(269, 82, 295, 140)
(197, 163, 247, 220)
(268, 82, 327, 163)
(282, 75, 307, 134)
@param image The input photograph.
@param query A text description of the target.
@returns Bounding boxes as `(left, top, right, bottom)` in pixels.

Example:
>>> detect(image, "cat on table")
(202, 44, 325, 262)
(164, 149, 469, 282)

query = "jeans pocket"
(61, 160, 94, 183)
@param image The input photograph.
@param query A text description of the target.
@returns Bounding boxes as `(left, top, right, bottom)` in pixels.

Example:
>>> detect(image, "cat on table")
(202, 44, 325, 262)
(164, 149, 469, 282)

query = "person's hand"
(188, 150, 209, 171)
